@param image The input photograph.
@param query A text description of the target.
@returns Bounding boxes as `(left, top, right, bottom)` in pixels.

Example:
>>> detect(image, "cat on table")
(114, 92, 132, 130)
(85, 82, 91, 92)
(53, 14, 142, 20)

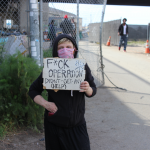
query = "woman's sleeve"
(28, 72, 44, 101)
(85, 64, 97, 98)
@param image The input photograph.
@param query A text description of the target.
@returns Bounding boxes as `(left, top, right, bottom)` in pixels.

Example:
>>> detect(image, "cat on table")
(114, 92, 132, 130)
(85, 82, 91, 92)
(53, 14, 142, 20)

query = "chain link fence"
(41, 0, 105, 87)
(0, 0, 106, 87)
(0, 0, 29, 56)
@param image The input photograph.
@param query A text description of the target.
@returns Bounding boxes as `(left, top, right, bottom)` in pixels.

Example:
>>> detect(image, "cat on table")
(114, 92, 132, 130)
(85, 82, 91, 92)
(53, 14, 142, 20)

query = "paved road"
(85, 45, 150, 150)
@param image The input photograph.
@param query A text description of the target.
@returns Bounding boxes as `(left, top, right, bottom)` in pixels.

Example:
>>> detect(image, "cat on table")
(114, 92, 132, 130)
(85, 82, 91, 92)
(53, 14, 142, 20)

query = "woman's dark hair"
(123, 18, 127, 21)
(51, 20, 55, 24)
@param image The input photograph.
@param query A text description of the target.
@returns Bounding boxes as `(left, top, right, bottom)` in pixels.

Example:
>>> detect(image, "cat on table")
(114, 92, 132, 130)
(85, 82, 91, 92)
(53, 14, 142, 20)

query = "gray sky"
(105, 5, 150, 25)
(49, 3, 150, 26)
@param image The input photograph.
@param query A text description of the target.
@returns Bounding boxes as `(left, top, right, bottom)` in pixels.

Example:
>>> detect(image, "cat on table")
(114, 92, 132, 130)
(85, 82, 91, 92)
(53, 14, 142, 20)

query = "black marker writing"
(47, 59, 53, 68)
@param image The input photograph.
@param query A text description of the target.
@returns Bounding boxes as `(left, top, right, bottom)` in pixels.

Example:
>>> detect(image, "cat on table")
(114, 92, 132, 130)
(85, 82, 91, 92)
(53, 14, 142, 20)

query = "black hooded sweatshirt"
(28, 34, 97, 128)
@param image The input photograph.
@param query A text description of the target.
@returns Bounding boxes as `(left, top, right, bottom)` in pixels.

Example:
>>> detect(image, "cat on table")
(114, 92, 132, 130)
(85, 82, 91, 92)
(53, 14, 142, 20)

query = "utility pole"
(99, 0, 107, 85)
(76, 0, 79, 58)
(29, 0, 41, 66)
(39, 0, 43, 66)
(148, 23, 150, 42)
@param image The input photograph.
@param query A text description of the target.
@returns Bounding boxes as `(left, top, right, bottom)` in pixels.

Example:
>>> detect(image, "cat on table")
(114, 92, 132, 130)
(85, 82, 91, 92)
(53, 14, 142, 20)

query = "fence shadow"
(85, 87, 150, 150)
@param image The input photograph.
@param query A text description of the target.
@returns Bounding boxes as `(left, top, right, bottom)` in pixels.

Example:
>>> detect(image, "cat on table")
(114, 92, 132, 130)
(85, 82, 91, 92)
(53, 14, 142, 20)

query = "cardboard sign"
(43, 58, 86, 90)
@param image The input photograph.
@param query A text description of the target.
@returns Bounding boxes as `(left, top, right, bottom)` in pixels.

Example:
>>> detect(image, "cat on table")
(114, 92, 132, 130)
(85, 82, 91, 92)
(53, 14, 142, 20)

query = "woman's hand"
(44, 101, 58, 113)
(80, 81, 93, 97)
(34, 95, 58, 113)
(80, 81, 90, 92)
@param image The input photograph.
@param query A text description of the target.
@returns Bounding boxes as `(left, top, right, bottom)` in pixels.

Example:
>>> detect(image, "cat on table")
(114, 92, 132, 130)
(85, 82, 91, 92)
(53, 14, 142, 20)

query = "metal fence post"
(39, 0, 43, 66)
(76, 0, 79, 58)
(27, 0, 30, 57)
(99, 0, 107, 85)
(29, 0, 41, 66)
(148, 23, 150, 43)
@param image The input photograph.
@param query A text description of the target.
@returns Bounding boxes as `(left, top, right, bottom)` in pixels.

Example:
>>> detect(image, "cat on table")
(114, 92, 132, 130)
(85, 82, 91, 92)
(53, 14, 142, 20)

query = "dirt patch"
(0, 128, 45, 150)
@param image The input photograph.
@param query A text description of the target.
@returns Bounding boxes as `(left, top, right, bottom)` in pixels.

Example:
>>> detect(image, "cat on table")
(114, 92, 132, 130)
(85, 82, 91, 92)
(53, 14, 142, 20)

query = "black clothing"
(47, 24, 56, 40)
(48, 24, 56, 46)
(29, 34, 96, 128)
(29, 63, 96, 127)
(28, 34, 96, 128)
(28, 34, 96, 149)
(71, 22, 76, 40)
(60, 19, 73, 35)
(44, 118, 91, 150)
(118, 23, 128, 36)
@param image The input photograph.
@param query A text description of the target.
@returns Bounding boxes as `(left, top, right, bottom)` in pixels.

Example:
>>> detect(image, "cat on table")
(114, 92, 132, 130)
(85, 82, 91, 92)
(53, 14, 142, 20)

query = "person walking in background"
(60, 15, 73, 36)
(48, 20, 56, 48)
(118, 18, 128, 52)
(71, 17, 76, 40)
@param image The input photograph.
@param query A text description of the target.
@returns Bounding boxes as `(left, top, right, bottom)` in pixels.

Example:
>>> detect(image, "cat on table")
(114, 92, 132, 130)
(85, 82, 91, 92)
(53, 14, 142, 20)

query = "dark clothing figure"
(60, 18, 73, 35)
(48, 20, 56, 47)
(44, 117, 91, 150)
(118, 18, 128, 51)
(71, 18, 76, 40)
(28, 34, 97, 150)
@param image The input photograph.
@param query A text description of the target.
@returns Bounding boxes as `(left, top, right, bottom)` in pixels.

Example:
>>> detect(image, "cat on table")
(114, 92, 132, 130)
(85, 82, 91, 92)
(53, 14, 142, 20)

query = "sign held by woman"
(43, 58, 86, 90)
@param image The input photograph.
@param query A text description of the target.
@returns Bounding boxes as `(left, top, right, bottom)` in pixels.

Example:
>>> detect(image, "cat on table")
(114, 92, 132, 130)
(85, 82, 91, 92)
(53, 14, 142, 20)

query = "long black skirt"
(44, 118, 91, 150)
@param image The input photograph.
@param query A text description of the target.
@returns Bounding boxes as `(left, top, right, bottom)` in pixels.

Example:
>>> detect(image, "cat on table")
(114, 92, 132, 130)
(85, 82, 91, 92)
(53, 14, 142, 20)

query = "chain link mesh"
(0, 0, 105, 87)
(41, 0, 105, 87)
(0, 0, 29, 56)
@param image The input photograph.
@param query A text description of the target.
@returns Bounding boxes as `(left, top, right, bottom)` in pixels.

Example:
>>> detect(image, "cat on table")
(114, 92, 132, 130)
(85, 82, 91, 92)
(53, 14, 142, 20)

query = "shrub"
(0, 41, 5, 64)
(0, 52, 46, 137)
(43, 48, 52, 58)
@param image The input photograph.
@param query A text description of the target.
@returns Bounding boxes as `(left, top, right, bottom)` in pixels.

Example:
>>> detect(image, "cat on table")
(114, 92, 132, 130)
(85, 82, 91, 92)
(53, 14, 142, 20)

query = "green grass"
(128, 40, 146, 46)
(0, 124, 7, 139)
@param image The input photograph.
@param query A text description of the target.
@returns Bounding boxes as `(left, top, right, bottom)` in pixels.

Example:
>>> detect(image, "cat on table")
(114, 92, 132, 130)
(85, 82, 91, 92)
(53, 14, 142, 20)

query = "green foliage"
(43, 48, 52, 58)
(0, 42, 5, 64)
(0, 124, 7, 139)
(0, 52, 47, 137)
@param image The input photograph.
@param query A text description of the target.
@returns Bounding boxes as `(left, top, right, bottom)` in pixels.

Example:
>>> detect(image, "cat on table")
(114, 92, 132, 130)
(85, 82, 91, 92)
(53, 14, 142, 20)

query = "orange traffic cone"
(106, 36, 111, 46)
(145, 40, 150, 54)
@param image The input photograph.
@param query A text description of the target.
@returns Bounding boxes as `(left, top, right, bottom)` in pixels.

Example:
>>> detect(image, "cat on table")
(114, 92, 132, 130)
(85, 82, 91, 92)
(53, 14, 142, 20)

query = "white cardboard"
(31, 47, 36, 52)
(31, 41, 35, 46)
(30, 0, 36, 3)
(31, 51, 37, 56)
(30, 12, 33, 16)
(43, 58, 86, 90)
(32, 4, 37, 9)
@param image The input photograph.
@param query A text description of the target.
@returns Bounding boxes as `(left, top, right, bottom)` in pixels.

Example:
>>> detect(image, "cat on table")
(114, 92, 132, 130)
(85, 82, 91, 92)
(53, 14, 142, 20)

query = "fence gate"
(40, 0, 106, 87)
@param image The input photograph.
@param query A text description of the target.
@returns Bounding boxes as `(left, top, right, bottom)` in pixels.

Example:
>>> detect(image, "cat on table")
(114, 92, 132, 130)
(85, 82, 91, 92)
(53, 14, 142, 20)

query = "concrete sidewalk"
(85, 45, 150, 150)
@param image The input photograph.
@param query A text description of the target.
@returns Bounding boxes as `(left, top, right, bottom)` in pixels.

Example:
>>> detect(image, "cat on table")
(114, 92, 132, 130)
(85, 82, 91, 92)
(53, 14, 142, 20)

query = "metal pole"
(76, 0, 79, 58)
(99, 0, 107, 85)
(39, 0, 43, 66)
(29, 0, 41, 66)
(147, 24, 148, 40)
(148, 23, 150, 43)
(27, 0, 30, 57)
